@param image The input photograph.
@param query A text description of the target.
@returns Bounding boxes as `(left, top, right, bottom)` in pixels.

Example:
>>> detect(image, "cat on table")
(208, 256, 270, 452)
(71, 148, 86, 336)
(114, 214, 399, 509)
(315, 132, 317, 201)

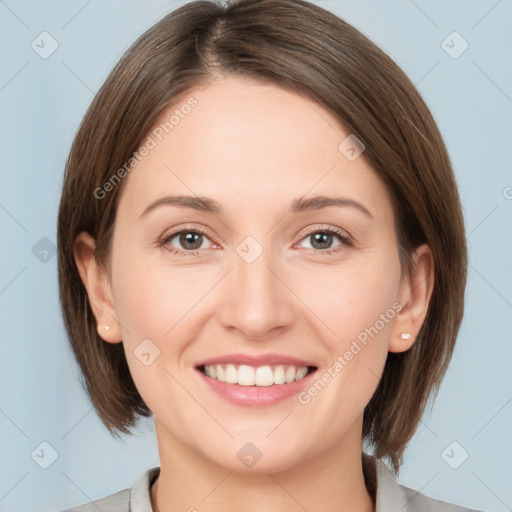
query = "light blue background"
(0, 1, 511, 511)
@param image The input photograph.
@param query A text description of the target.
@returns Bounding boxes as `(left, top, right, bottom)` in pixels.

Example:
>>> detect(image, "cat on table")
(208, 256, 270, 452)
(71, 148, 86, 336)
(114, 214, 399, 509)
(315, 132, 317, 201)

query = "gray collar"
(363, 451, 412, 510)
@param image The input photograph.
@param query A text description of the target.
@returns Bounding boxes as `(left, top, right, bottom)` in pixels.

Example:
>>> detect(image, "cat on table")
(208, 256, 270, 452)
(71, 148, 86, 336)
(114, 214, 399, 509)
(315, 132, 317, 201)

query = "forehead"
(118, 76, 392, 221)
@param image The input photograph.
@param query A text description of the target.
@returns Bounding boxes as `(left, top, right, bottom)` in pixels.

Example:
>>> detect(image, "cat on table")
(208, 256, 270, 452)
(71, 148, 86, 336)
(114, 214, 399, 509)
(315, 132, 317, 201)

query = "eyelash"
(157, 225, 353, 257)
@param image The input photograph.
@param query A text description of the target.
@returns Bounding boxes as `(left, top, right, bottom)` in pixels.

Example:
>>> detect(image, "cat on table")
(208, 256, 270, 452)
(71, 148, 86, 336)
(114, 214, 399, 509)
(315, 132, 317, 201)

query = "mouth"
(194, 353, 319, 406)
(196, 363, 318, 386)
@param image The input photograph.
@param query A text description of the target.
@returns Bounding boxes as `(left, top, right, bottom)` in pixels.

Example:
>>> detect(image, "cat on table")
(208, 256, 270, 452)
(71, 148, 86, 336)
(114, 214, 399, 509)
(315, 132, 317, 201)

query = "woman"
(56, 0, 483, 510)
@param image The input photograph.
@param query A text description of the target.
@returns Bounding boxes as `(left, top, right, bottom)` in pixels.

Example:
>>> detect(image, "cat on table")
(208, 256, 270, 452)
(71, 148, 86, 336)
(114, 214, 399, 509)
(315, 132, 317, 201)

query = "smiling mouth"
(197, 364, 317, 386)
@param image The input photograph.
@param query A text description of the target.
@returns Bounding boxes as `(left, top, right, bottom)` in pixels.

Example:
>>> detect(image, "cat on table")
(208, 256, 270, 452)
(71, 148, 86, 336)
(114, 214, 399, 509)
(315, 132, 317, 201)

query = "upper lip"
(195, 353, 316, 368)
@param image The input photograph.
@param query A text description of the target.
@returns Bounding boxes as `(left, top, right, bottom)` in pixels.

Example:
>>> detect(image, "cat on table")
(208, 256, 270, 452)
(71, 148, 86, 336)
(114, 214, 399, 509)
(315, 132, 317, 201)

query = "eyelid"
(296, 224, 352, 241)
(160, 223, 215, 240)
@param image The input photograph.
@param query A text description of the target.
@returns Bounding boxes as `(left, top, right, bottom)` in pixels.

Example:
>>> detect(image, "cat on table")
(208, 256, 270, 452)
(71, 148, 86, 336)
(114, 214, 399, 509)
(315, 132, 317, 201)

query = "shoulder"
(56, 466, 159, 512)
(364, 453, 486, 512)
(400, 482, 484, 512)
(58, 488, 130, 512)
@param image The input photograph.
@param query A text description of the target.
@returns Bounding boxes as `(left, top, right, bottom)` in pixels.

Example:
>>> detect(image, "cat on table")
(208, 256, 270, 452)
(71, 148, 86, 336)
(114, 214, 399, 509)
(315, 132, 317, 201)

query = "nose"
(217, 245, 296, 341)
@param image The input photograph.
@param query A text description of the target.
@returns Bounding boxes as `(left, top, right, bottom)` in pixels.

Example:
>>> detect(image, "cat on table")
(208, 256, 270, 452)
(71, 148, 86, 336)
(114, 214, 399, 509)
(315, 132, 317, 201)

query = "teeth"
(295, 367, 308, 380)
(285, 366, 295, 383)
(202, 364, 310, 386)
(238, 365, 255, 385)
(225, 364, 237, 384)
(255, 366, 274, 386)
(273, 365, 286, 384)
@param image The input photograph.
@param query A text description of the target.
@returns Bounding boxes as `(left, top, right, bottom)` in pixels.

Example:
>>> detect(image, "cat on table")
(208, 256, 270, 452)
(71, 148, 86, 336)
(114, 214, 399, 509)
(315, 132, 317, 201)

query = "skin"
(75, 75, 434, 512)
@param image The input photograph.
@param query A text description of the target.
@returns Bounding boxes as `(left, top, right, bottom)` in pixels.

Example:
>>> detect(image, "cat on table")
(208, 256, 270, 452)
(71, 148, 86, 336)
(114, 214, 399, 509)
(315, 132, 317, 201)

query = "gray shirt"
(60, 452, 483, 511)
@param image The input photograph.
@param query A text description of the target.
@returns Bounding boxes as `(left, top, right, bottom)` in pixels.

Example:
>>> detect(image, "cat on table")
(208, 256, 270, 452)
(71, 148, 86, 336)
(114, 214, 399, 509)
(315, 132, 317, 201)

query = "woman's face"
(94, 75, 420, 472)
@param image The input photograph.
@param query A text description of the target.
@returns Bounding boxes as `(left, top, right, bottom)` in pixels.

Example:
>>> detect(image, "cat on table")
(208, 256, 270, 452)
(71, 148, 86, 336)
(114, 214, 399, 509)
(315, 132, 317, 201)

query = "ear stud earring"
(400, 332, 411, 340)
(104, 325, 111, 331)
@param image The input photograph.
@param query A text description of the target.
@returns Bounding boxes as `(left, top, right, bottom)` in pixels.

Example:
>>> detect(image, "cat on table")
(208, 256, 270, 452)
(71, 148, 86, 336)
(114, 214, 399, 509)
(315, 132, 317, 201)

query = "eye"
(159, 227, 216, 256)
(296, 226, 352, 254)
(157, 225, 353, 257)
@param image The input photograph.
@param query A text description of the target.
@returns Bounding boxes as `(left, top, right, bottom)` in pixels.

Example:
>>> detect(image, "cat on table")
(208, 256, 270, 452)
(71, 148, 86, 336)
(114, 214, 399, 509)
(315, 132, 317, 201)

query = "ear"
(389, 243, 434, 353)
(73, 232, 122, 343)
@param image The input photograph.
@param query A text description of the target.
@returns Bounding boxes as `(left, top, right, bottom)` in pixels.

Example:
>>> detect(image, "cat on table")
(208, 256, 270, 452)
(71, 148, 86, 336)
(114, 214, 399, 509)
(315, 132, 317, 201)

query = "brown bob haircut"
(57, 0, 467, 474)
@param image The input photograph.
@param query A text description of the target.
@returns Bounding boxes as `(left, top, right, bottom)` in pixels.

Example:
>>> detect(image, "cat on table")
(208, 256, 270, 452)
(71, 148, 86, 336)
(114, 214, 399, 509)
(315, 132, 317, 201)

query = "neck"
(150, 419, 375, 512)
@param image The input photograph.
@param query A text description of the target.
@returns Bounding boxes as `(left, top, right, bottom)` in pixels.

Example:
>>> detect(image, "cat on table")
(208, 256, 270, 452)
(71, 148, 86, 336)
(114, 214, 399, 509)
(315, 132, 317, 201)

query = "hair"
(57, 0, 467, 474)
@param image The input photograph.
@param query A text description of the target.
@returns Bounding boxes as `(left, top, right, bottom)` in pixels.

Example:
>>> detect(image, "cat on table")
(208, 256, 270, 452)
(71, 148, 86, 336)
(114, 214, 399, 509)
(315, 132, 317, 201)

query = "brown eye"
(309, 232, 337, 250)
(177, 232, 204, 250)
(161, 229, 214, 254)
(298, 228, 350, 252)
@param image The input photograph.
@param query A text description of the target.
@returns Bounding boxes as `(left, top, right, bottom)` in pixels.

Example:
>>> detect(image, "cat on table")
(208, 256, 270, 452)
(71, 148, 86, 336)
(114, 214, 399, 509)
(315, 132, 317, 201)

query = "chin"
(201, 437, 309, 475)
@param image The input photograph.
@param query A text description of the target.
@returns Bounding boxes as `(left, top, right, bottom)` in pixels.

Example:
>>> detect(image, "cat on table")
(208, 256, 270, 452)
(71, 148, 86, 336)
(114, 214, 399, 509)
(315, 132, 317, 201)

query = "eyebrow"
(139, 194, 374, 220)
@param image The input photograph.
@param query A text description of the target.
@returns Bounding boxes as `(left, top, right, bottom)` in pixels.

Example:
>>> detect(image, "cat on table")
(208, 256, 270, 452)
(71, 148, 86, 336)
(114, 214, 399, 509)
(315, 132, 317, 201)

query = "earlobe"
(389, 244, 434, 353)
(74, 232, 122, 343)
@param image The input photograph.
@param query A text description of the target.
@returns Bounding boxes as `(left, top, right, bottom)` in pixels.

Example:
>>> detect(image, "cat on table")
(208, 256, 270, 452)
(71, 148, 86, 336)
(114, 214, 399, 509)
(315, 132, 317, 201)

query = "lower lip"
(196, 368, 316, 407)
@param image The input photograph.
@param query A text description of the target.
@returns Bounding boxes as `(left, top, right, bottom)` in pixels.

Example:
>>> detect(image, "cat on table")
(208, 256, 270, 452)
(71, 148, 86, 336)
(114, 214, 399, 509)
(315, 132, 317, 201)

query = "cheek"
(306, 254, 400, 398)
(111, 254, 217, 389)
(293, 263, 400, 428)
(291, 252, 400, 405)
(292, 254, 401, 344)
(112, 249, 207, 337)
(111, 260, 205, 413)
